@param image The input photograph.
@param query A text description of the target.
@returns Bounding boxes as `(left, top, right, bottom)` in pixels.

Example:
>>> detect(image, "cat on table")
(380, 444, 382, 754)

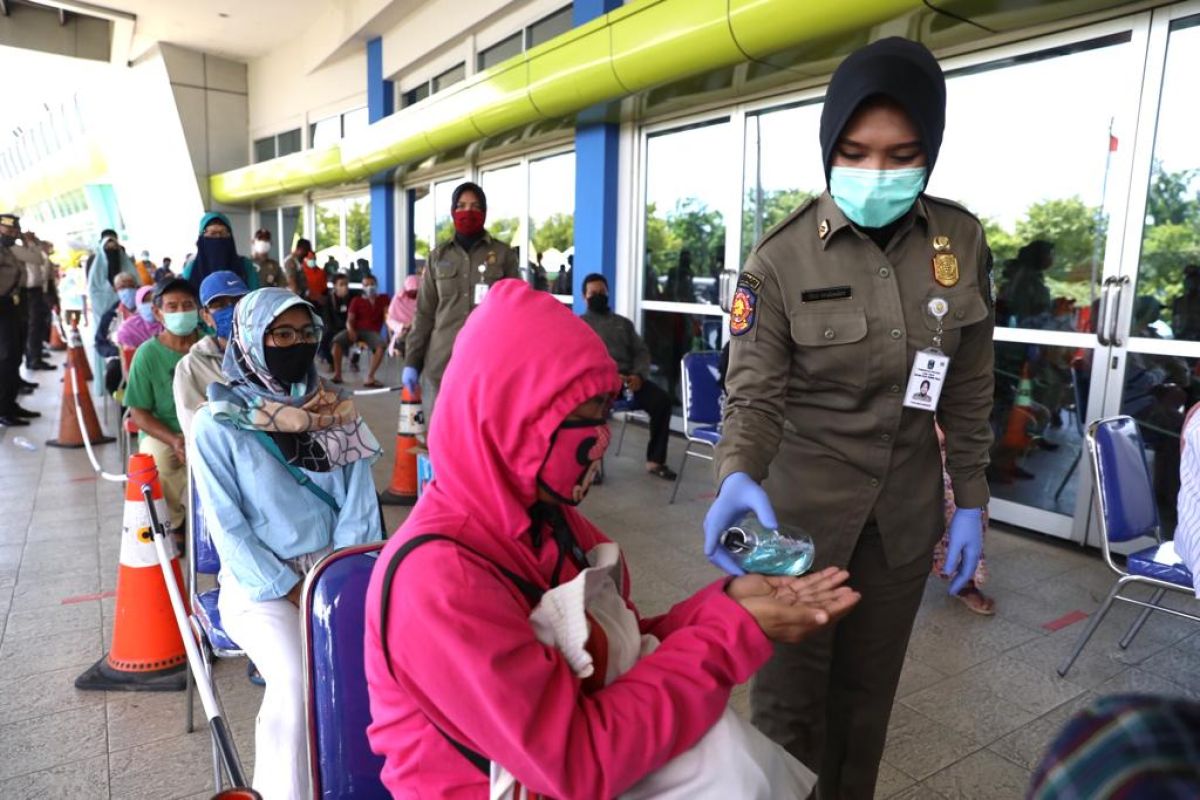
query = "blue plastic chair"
(669, 350, 723, 504)
(611, 393, 650, 457)
(184, 468, 247, 791)
(302, 542, 389, 799)
(1057, 416, 1199, 677)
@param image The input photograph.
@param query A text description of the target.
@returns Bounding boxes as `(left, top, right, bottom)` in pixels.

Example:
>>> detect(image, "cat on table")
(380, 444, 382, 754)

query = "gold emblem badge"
(933, 235, 952, 252)
(487, 251, 496, 266)
(932, 254, 959, 287)
(817, 219, 830, 240)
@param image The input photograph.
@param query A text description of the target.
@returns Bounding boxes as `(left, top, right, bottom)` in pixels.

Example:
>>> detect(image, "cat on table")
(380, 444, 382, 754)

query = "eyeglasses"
(265, 324, 319, 346)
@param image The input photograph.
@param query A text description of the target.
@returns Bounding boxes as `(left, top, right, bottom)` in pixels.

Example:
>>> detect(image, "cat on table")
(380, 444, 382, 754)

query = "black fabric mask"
(0, 235, 15, 247)
(263, 343, 317, 386)
(586, 293, 610, 314)
(819, 37, 946, 184)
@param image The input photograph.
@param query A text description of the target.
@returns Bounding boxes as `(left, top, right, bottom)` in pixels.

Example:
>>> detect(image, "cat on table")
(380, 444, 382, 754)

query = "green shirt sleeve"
(122, 343, 157, 413)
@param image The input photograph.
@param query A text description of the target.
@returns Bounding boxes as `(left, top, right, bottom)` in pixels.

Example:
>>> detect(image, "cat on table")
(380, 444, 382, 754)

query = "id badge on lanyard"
(474, 263, 489, 305)
(903, 298, 951, 413)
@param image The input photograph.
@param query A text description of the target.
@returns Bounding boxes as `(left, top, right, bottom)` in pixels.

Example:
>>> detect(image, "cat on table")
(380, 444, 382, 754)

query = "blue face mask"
(210, 305, 236, 341)
(118, 288, 137, 310)
(829, 166, 927, 228)
(137, 303, 156, 323)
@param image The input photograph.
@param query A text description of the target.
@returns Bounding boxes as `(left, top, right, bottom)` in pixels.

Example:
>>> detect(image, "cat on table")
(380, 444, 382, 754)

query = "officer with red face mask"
(403, 181, 519, 427)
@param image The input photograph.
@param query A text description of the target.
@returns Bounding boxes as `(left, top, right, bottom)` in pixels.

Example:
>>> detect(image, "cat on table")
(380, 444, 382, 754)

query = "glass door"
(639, 119, 735, 413)
(927, 24, 1147, 542)
(1089, 9, 1200, 552)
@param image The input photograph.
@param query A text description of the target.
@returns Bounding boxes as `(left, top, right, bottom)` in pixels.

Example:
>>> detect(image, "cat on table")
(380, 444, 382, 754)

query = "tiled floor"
(1, 352, 1198, 799)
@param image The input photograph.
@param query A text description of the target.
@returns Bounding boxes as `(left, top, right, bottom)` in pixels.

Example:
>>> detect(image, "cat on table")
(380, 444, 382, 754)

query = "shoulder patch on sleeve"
(729, 285, 758, 337)
(737, 271, 762, 292)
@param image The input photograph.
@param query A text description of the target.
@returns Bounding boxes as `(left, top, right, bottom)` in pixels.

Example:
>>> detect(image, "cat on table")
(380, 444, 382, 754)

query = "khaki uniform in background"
(716, 191, 994, 799)
(0, 246, 26, 415)
(405, 233, 520, 423)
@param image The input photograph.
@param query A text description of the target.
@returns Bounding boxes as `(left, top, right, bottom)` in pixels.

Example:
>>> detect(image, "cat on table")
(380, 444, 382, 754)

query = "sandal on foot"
(363, 380, 384, 388)
(647, 464, 677, 481)
(956, 586, 996, 616)
(330, 376, 343, 384)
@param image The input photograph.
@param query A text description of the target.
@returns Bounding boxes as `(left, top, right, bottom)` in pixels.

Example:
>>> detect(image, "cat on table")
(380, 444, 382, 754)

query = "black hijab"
(819, 37, 946, 186)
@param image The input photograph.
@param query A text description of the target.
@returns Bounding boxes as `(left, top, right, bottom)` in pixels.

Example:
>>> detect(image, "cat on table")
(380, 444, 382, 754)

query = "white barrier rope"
(352, 385, 402, 397)
(69, 365, 125, 483)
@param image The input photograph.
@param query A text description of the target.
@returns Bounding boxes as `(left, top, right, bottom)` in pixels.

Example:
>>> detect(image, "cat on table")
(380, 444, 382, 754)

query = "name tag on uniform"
(801, 286, 852, 302)
(902, 349, 950, 412)
(474, 282, 489, 305)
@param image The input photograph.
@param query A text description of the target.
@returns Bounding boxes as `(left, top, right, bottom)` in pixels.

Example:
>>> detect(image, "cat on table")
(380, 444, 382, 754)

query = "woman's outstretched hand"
(726, 567, 861, 643)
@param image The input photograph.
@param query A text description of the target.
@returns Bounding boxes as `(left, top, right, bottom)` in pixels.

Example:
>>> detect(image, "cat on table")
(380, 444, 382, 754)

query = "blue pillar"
(571, 0, 622, 314)
(367, 36, 396, 296)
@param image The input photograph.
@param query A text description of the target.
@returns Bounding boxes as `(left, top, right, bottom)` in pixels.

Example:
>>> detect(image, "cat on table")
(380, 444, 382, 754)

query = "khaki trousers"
(139, 435, 186, 530)
(751, 524, 930, 800)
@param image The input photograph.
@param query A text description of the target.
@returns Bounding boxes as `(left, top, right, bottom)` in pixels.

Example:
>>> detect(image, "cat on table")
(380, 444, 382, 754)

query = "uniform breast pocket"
(790, 308, 870, 389)
(434, 260, 461, 301)
(920, 287, 989, 357)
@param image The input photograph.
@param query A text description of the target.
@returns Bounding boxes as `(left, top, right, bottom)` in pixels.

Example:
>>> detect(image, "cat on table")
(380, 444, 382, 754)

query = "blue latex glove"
(942, 507, 983, 595)
(402, 366, 420, 396)
(703, 472, 778, 576)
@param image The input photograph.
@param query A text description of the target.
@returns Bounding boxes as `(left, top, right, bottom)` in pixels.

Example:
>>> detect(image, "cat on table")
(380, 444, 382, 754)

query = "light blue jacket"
(190, 405, 383, 601)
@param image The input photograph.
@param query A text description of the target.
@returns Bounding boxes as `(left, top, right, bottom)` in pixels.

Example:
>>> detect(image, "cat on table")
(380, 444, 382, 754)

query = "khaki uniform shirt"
(0, 246, 22, 299)
(716, 192, 994, 570)
(405, 233, 520, 385)
(254, 257, 286, 289)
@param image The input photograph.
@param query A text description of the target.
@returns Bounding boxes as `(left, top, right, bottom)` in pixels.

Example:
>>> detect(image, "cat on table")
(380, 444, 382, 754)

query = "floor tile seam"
(889, 739, 988, 784)
(0, 754, 109, 788)
(896, 692, 1032, 751)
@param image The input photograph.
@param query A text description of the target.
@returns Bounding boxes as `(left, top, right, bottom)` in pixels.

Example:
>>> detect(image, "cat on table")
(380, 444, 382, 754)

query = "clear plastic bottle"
(12, 436, 36, 452)
(720, 516, 815, 576)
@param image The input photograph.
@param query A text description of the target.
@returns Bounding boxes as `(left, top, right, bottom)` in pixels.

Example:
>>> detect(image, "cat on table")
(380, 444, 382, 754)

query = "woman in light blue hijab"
(191, 288, 383, 799)
(86, 234, 140, 323)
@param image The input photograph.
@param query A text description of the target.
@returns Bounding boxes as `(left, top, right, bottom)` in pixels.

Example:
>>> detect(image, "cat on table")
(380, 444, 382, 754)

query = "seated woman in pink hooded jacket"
(365, 279, 859, 798)
(384, 274, 421, 357)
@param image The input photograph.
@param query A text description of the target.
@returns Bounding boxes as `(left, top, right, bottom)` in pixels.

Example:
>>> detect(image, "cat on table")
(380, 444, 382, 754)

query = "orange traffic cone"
(47, 339, 114, 448)
(380, 388, 425, 505)
(48, 311, 67, 351)
(76, 454, 188, 691)
(1001, 363, 1037, 452)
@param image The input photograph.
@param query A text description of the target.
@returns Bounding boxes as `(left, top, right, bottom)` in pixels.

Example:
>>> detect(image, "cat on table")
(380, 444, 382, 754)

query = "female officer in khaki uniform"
(704, 38, 994, 799)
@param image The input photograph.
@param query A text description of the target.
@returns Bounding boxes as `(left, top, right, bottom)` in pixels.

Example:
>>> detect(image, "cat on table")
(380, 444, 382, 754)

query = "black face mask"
(263, 343, 317, 387)
(587, 293, 610, 314)
(0, 235, 15, 247)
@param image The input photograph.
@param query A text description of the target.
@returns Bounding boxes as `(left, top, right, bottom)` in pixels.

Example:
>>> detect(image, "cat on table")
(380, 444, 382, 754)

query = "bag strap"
(250, 430, 341, 513)
(378, 533, 546, 777)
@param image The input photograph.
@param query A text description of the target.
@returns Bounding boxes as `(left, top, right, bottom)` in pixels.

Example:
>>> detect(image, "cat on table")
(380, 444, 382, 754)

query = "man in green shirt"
(124, 278, 201, 535)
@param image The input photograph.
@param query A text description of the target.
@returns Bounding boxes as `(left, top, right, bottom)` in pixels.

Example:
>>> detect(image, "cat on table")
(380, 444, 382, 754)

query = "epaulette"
(751, 196, 819, 254)
(922, 194, 986, 232)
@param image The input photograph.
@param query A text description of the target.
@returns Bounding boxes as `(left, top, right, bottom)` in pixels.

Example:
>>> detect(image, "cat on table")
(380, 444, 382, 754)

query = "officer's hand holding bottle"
(725, 567, 861, 643)
(402, 366, 420, 396)
(942, 507, 983, 594)
(704, 471, 778, 575)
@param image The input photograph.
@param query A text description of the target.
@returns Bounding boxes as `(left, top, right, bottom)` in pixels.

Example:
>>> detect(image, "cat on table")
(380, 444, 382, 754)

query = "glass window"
(529, 152, 575, 294)
(412, 185, 434, 263)
(254, 136, 276, 163)
(345, 195, 371, 254)
(343, 107, 369, 138)
(479, 163, 525, 267)
(260, 208, 281, 260)
(277, 128, 302, 157)
(640, 311, 724, 408)
(432, 63, 465, 94)
(479, 32, 523, 71)
(281, 205, 303, 252)
(315, 199, 342, 252)
(642, 120, 733, 304)
(310, 116, 341, 149)
(930, 34, 1135, 333)
(403, 83, 430, 109)
(434, 179, 459, 246)
(742, 101, 824, 263)
(1136, 16, 1200, 343)
(528, 6, 573, 48)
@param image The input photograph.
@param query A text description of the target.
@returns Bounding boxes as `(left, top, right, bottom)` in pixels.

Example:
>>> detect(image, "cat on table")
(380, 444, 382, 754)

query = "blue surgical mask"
(117, 288, 137, 310)
(137, 303, 156, 323)
(829, 166, 927, 228)
(363, 286, 378, 299)
(163, 310, 198, 335)
(210, 305, 236, 341)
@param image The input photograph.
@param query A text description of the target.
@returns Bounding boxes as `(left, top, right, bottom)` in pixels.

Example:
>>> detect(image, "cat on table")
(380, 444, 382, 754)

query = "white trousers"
(218, 578, 311, 800)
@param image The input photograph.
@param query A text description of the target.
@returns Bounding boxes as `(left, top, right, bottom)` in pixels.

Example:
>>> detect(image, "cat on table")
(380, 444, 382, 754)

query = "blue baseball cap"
(199, 271, 250, 306)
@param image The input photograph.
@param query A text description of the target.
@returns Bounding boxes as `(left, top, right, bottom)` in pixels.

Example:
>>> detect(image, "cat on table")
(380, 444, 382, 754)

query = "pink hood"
(365, 280, 771, 799)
